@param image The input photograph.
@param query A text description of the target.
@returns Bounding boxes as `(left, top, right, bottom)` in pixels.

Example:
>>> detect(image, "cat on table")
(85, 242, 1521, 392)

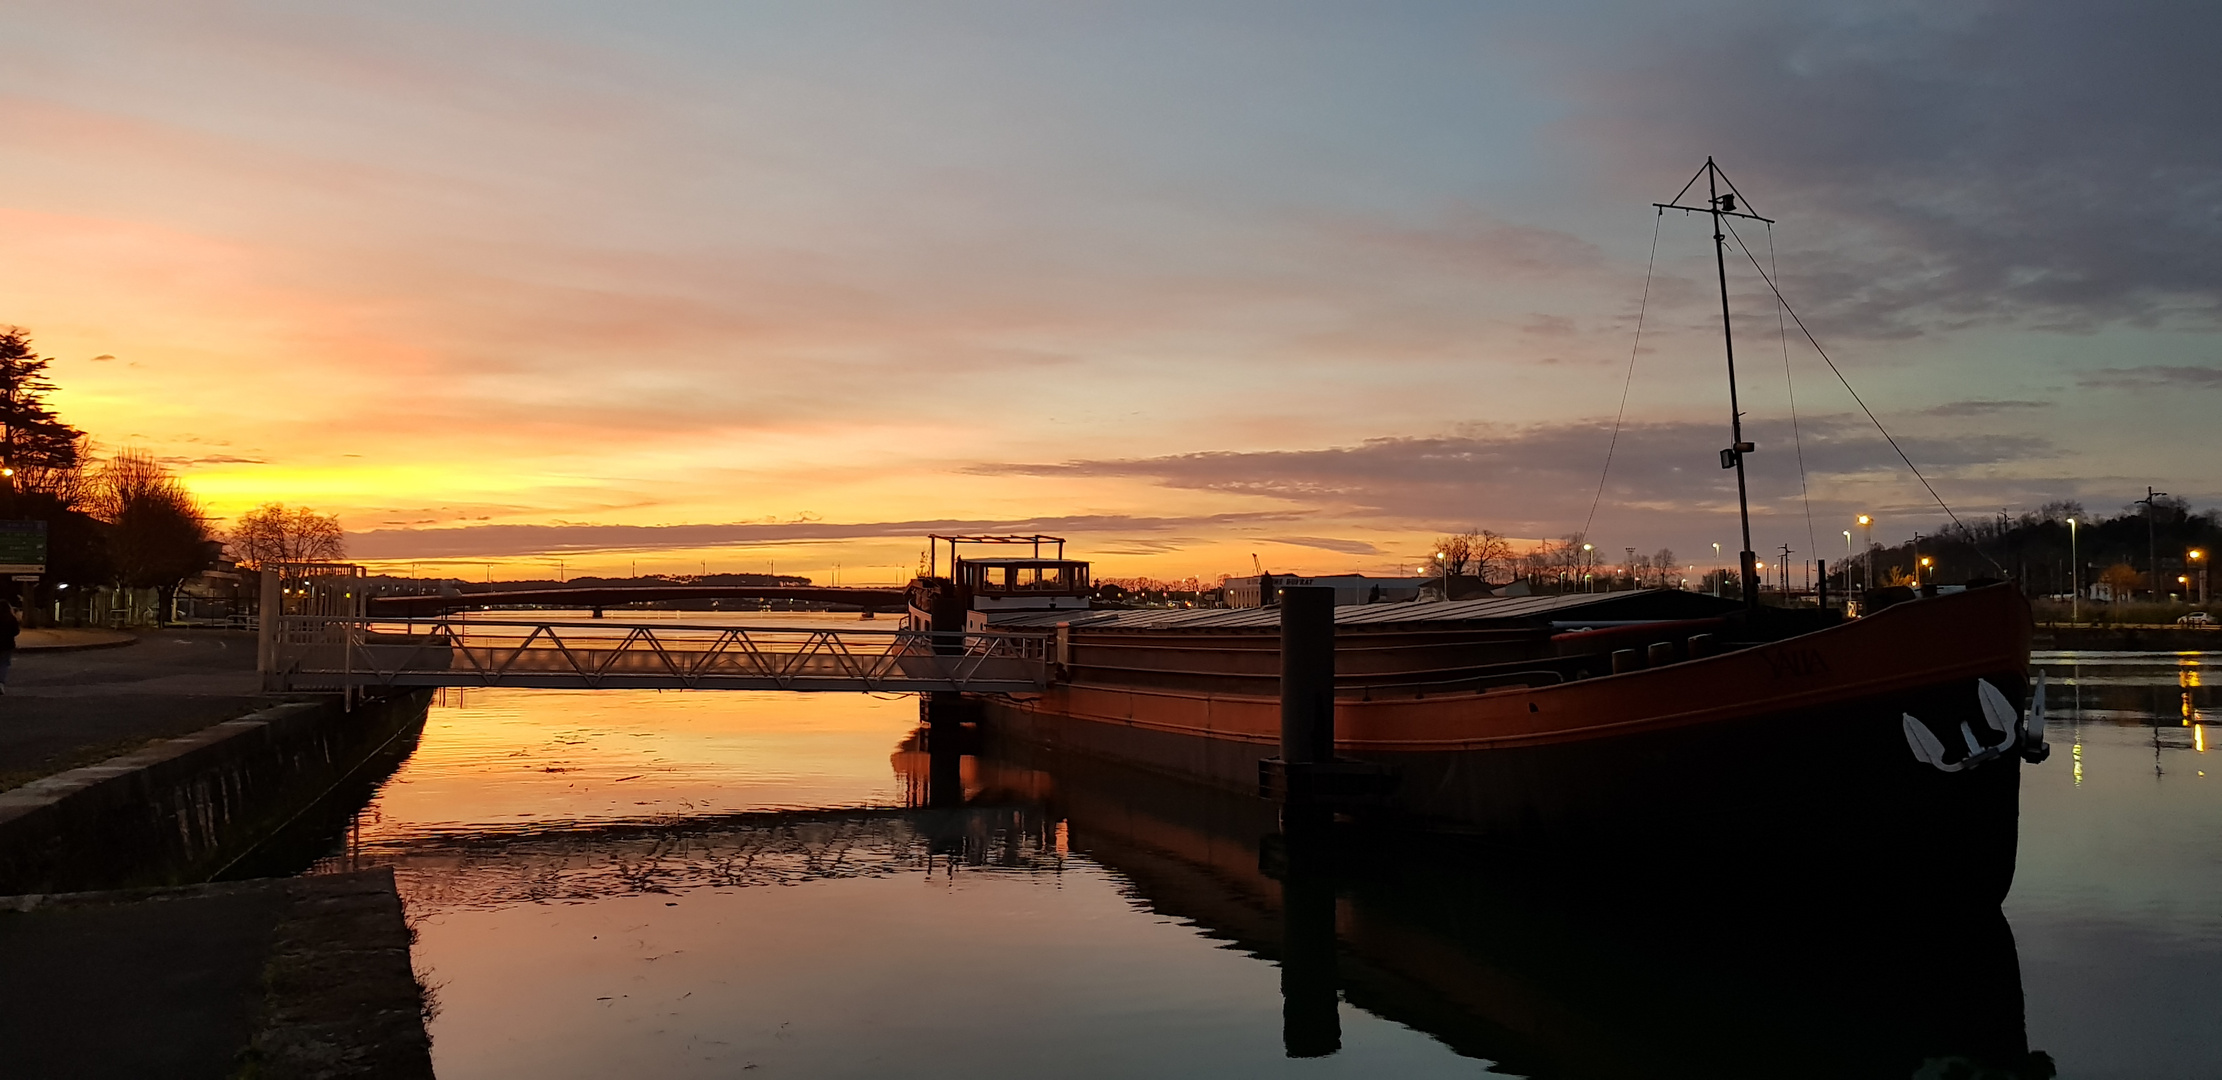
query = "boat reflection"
(310, 718, 2054, 1078)
(925, 733, 2057, 1079)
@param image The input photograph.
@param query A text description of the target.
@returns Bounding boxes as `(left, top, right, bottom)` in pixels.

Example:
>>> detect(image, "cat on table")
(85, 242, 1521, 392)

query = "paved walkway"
(1, 631, 267, 791)
(18, 628, 138, 651)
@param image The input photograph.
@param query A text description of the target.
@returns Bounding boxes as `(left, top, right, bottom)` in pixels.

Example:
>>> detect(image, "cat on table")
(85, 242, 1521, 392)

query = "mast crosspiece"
(1655, 157, 1766, 609)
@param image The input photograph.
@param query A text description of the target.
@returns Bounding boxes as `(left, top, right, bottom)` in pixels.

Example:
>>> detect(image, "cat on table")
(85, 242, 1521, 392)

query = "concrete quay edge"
(0, 702, 322, 829)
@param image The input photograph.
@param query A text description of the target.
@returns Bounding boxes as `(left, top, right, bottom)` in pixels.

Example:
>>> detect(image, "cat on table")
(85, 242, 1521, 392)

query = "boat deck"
(985, 589, 1739, 631)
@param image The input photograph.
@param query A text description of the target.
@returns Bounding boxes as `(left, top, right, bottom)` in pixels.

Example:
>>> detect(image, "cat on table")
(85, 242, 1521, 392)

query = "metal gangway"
(264, 615, 1052, 694)
(253, 562, 1049, 694)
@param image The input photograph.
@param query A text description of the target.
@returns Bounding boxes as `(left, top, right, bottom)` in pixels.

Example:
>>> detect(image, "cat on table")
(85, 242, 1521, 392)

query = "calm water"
(299, 625, 2221, 1079)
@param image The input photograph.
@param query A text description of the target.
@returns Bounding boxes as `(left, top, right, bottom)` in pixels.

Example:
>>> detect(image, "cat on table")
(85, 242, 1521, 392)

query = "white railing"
(266, 616, 1052, 694)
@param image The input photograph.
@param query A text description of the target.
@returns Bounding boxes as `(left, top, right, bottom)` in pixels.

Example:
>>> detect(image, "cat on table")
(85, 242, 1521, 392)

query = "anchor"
(1902, 676, 2049, 772)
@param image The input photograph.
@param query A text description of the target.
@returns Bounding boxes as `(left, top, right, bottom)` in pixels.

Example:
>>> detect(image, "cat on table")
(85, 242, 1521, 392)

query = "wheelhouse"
(959, 558, 1092, 612)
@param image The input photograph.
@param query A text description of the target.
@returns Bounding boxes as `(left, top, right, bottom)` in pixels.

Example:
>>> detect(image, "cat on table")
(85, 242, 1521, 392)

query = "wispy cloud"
(2078, 365, 2222, 390)
(348, 512, 1301, 560)
(1917, 400, 2053, 418)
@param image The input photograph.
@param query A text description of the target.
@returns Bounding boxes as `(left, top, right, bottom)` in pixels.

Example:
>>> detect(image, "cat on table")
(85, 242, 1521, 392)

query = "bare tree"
(229, 502, 346, 568)
(1471, 530, 1515, 584)
(1520, 538, 1559, 584)
(1432, 532, 1475, 578)
(91, 448, 214, 613)
(1652, 548, 1678, 587)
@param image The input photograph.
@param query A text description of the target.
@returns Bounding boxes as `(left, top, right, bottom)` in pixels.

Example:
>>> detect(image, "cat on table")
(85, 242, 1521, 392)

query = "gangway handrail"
(265, 613, 1054, 694)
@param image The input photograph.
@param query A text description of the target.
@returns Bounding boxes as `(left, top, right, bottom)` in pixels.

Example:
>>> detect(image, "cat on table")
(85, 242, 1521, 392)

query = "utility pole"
(2137, 487, 2168, 601)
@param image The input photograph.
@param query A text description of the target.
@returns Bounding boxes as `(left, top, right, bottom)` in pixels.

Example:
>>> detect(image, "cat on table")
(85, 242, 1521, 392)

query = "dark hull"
(982, 585, 2037, 902)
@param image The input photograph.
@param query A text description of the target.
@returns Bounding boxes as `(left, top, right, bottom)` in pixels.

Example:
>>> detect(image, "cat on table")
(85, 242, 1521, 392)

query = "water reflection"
(961, 740, 2051, 1079)
(262, 652, 2222, 1078)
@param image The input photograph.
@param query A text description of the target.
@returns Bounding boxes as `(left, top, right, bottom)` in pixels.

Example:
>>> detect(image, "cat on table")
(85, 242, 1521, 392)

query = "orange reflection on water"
(365, 688, 924, 838)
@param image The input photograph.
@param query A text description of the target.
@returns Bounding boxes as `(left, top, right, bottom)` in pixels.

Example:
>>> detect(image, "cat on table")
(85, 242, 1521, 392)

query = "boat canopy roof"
(984, 588, 1738, 631)
(957, 557, 1090, 568)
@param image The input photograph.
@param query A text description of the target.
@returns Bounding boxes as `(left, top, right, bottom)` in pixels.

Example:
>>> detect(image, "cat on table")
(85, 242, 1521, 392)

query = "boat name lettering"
(1764, 649, 1831, 680)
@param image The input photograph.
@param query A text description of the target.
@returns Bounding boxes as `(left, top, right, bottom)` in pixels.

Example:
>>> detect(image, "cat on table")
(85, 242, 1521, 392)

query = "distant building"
(1223, 574, 1431, 608)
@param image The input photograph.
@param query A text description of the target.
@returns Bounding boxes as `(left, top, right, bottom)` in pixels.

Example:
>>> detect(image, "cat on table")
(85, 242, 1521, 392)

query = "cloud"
(1263, 536, 1382, 556)
(976, 417, 2055, 535)
(348, 512, 1301, 559)
(2078, 365, 2222, 390)
(160, 453, 269, 466)
(1917, 400, 2053, 418)
(1545, 0, 2222, 337)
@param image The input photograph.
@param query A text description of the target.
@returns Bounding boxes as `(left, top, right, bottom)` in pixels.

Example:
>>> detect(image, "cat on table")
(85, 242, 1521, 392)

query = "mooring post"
(1280, 586, 1336, 767)
(1275, 585, 1338, 834)
(925, 580, 968, 754)
(1270, 584, 1342, 1055)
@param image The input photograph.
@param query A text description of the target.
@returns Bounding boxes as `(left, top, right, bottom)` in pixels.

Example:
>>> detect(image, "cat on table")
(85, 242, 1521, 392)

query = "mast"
(1710, 160, 1759, 609)
(1658, 158, 1772, 610)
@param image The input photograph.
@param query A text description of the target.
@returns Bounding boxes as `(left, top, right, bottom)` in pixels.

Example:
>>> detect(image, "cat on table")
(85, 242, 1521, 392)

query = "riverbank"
(0, 869, 433, 1079)
(0, 689, 430, 894)
(2031, 624, 2222, 651)
(0, 630, 265, 792)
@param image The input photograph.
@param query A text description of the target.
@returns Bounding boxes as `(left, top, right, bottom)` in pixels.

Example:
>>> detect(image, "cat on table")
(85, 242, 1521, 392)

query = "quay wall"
(0, 691, 431, 894)
(2032, 625, 2222, 652)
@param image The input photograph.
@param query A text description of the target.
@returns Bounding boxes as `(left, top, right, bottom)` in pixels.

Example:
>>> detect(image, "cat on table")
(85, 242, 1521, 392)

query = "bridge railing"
(267, 616, 1053, 693)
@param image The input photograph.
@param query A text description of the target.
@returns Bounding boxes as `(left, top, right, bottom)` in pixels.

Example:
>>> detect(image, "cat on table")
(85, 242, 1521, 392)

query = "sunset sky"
(6, 1, 2216, 584)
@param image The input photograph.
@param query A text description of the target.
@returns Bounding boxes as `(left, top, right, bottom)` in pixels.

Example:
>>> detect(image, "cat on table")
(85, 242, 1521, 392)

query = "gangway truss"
(265, 616, 1053, 694)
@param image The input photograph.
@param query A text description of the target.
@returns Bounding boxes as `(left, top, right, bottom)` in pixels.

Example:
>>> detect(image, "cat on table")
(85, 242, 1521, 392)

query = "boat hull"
(983, 585, 2035, 899)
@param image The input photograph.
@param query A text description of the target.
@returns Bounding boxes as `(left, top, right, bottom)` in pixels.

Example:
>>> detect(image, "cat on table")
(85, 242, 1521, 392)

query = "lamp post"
(1435, 551, 1446, 599)
(1712, 542, 1722, 597)
(1582, 544, 1594, 592)
(1841, 529, 1852, 596)
(2068, 518, 2078, 623)
(1857, 515, 1873, 592)
(2192, 549, 2207, 605)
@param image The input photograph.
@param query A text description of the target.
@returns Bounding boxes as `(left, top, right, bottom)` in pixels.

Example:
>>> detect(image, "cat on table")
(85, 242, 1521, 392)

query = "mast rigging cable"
(1719, 216, 2003, 574)
(1769, 223, 1820, 585)
(1582, 210, 1664, 541)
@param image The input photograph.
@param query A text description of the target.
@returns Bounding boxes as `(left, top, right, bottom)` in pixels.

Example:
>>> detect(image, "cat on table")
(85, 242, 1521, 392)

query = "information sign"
(0, 520, 48, 575)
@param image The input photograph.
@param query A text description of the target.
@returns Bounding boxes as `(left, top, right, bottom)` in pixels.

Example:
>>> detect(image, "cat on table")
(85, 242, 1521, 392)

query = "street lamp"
(1712, 542, 1722, 597)
(1435, 551, 1446, 599)
(2191, 549, 2207, 606)
(1582, 544, 1594, 592)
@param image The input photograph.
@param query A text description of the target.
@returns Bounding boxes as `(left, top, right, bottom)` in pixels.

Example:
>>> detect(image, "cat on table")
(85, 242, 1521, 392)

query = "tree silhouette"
(92, 450, 214, 612)
(0, 328, 86, 488)
(229, 502, 345, 568)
